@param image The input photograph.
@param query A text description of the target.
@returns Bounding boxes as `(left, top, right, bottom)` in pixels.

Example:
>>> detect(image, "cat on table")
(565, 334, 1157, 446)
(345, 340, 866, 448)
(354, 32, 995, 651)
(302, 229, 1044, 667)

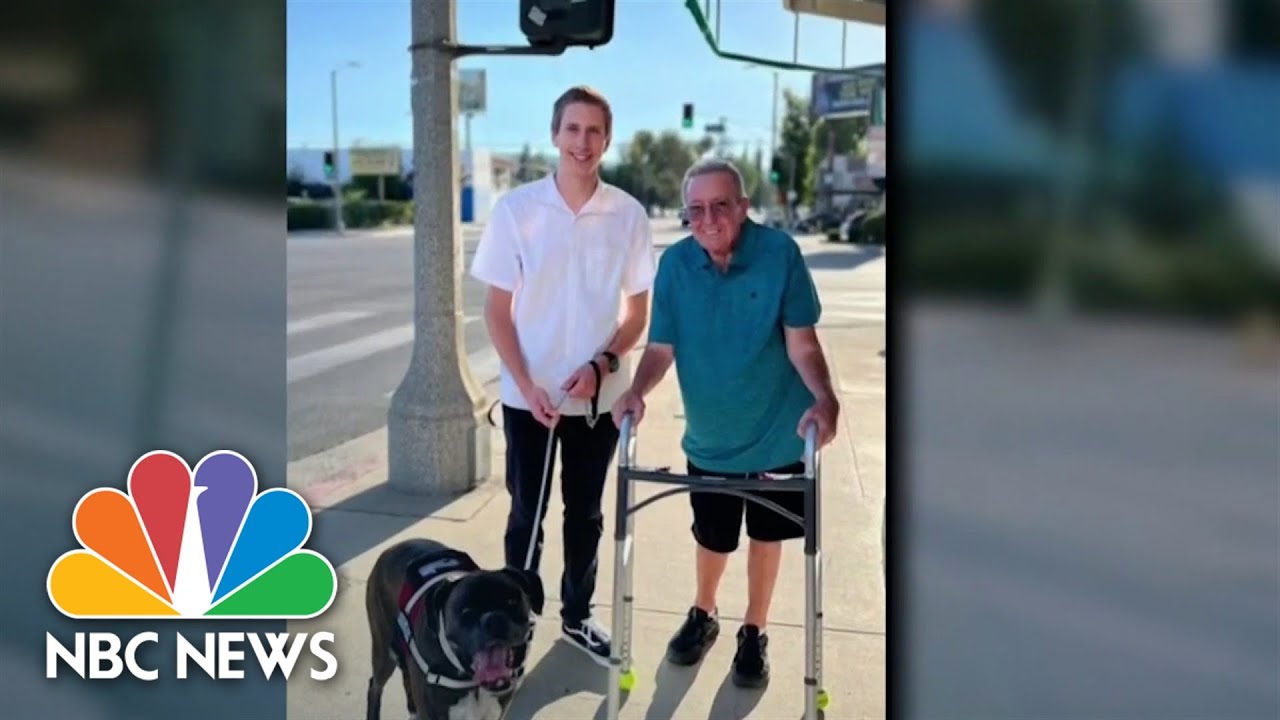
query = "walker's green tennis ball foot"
(816, 688, 830, 710)
(619, 668, 637, 692)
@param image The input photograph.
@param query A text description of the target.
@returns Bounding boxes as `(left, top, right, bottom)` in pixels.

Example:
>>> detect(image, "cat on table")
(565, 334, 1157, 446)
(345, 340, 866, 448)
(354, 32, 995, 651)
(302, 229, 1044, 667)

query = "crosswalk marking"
(384, 347, 499, 398)
(287, 312, 487, 385)
(287, 311, 376, 335)
(287, 283, 881, 388)
(288, 323, 415, 384)
(820, 288, 885, 325)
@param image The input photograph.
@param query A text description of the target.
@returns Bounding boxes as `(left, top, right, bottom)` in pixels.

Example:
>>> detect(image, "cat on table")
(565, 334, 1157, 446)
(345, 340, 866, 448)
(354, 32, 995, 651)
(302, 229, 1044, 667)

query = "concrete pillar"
(387, 0, 490, 495)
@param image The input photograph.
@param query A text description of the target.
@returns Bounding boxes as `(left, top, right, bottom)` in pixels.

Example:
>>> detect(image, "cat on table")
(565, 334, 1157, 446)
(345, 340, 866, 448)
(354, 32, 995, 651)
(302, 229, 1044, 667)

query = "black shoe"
(666, 606, 720, 666)
(561, 617, 611, 667)
(732, 625, 770, 689)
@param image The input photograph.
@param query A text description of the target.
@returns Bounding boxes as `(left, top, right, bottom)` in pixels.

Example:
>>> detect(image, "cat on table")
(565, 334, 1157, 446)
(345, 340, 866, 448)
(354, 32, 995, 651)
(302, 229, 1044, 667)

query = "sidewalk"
(285, 254, 886, 719)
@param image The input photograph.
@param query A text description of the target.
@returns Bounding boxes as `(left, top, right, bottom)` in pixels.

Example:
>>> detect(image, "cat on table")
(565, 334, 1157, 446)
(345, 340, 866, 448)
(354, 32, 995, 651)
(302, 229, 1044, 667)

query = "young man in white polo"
(469, 86, 655, 665)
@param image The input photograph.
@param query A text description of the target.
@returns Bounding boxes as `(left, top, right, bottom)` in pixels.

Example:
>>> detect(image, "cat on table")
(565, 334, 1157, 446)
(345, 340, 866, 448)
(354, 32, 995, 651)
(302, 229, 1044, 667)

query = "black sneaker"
(666, 606, 720, 666)
(732, 625, 770, 688)
(561, 617, 611, 667)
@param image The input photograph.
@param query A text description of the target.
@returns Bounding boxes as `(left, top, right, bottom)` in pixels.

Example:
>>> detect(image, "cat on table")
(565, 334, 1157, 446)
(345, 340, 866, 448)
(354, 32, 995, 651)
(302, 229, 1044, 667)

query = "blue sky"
(287, 0, 884, 162)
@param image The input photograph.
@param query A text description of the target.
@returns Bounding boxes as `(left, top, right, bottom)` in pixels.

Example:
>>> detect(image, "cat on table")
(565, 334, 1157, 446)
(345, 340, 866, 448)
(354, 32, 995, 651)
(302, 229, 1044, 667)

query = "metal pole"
(770, 70, 779, 204)
(464, 111, 473, 201)
(841, 22, 847, 67)
(330, 69, 345, 233)
(389, 0, 490, 494)
(793, 11, 800, 64)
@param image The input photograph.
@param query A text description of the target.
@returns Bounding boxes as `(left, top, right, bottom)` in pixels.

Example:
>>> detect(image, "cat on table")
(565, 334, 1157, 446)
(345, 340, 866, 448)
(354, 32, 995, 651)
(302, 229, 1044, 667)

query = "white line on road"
(384, 347, 500, 398)
(287, 317, 485, 384)
(821, 311, 885, 323)
(288, 324, 414, 383)
(287, 311, 376, 336)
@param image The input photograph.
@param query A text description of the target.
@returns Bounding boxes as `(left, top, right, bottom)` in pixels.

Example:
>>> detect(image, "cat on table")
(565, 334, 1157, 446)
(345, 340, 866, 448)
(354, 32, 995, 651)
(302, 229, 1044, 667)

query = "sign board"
(459, 68, 486, 114)
(811, 66, 884, 120)
(865, 126, 885, 179)
(349, 147, 402, 176)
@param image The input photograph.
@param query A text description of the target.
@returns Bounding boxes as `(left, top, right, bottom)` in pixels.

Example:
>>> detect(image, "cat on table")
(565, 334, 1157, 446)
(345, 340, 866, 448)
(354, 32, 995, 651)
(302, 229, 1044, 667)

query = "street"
(285, 219, 886, 462)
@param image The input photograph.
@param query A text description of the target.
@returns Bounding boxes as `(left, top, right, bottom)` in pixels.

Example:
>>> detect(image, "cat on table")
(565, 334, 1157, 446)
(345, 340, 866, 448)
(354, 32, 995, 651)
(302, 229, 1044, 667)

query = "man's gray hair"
(681, 158, 746, 206)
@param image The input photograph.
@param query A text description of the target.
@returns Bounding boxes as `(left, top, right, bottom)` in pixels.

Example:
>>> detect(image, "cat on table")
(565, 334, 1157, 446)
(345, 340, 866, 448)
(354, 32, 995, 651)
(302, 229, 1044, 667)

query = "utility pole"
(329, 61, 359, 232)
(330, 68, 345, 233)
(388, 0, 489, 494)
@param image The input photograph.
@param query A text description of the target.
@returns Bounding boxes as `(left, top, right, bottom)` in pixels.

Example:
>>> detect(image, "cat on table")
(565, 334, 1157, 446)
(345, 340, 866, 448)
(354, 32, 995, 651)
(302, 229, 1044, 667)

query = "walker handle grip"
(618, 411, 637, 468)
(803, 422, 818, 478)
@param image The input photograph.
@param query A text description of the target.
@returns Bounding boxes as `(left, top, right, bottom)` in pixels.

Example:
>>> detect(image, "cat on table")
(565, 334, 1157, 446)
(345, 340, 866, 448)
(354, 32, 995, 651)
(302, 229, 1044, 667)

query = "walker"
(605, 414, 828, 720)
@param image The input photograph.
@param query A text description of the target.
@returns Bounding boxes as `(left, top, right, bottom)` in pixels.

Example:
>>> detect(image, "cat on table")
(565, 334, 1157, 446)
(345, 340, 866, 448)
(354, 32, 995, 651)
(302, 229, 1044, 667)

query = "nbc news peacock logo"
(45, 450, 339, 681)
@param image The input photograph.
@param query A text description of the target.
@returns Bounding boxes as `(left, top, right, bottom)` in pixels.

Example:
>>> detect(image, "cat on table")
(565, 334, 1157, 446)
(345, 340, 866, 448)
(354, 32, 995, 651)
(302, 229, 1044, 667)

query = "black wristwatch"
(600, 351, 619, 373)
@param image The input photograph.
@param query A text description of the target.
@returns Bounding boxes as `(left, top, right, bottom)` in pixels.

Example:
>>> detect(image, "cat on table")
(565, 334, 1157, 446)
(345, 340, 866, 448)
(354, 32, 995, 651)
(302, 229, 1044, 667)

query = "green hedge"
(287, 200, 414, 231)
(287, 202, 333, 231)
(907, 218, 1280, 321)
(860, 212, 886, 245)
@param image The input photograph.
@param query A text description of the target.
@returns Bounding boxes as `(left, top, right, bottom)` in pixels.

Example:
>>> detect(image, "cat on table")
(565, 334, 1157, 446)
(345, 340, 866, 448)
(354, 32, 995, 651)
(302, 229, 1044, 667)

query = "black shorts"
(687, 460, 808, 554)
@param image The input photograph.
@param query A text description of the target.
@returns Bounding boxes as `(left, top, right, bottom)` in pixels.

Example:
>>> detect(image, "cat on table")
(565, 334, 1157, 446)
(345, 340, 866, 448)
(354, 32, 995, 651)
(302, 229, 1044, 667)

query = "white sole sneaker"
(561, 628, 611, 667)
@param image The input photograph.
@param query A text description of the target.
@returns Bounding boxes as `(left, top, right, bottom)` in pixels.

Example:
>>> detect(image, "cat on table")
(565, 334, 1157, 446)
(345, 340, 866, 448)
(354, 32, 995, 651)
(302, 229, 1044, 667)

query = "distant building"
(286, 146, 517, 223)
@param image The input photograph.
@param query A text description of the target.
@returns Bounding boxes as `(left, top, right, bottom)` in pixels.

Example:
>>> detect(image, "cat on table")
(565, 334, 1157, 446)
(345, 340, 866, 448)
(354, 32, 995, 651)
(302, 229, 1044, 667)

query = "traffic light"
(520, 0, 616, 48)
(681, 103, 693, 129)
(769, 169, 780, 184)
(323, 151, 335, 180)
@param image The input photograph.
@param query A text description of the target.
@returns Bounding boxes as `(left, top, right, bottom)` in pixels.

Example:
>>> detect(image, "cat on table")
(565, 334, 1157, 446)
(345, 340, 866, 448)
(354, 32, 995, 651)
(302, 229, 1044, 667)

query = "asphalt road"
(285, 220, 885, 462)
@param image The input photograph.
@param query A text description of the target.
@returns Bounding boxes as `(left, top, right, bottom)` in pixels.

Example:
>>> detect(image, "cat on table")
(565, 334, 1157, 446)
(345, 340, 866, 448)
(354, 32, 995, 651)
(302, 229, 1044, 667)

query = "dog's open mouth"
(471, 646, 514, 685)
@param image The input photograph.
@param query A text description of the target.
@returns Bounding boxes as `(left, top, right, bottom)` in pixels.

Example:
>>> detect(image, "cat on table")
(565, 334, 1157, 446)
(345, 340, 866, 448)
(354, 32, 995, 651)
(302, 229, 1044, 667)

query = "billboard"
(811, 65, 884, 120)
(348, 147, 401, 176)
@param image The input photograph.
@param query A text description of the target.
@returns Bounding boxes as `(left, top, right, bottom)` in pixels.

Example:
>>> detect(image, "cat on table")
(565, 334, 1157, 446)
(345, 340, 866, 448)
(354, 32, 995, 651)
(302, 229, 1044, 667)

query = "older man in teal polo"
(612, 158, 840, 689)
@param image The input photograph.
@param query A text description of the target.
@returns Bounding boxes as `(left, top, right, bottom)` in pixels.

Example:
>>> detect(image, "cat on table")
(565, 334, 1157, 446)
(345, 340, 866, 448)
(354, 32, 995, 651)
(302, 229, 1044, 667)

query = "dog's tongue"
(471, 648, 510, 683)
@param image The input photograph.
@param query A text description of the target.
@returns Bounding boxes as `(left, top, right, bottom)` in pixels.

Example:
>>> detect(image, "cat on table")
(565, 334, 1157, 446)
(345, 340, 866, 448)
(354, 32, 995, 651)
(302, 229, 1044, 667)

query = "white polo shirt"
(469, 174, 656, 417)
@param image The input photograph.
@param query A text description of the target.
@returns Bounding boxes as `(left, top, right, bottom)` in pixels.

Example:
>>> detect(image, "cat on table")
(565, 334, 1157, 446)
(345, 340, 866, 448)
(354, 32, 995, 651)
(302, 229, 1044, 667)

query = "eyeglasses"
(684, 200, 737, 222)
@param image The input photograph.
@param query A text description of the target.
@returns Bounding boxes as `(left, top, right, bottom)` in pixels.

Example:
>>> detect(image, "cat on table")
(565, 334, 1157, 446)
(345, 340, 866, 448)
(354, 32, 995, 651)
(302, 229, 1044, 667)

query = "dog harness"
(393, 550, 527, 694)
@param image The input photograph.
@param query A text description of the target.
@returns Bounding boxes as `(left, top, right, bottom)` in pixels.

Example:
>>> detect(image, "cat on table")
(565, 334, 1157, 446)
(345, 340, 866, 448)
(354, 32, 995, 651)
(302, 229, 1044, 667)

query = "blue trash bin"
(461, 185, 474, 223)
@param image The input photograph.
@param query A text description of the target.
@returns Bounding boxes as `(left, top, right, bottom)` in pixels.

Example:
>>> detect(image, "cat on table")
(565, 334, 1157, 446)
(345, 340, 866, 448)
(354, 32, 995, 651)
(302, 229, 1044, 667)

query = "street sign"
(459, 68, 486, 114)
(349, 147, 402, 177)
(704, 123, 725, 133)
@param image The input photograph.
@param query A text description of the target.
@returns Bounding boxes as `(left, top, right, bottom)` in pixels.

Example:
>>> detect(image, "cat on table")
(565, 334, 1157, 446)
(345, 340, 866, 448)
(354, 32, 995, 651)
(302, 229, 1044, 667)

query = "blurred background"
(0, 1, 286, 719)
(0, 0, 1276, 718)
(899, 0, 1278, 718)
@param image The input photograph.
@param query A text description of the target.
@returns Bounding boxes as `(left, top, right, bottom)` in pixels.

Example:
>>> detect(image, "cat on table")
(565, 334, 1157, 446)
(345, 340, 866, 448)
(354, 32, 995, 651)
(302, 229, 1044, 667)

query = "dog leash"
(520, 363, 608, 572)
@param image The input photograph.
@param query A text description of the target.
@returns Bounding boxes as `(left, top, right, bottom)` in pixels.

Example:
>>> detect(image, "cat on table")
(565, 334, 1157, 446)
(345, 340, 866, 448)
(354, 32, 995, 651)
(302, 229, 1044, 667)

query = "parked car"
(799, 209, 843, 235)
(839, 210, 870, 243)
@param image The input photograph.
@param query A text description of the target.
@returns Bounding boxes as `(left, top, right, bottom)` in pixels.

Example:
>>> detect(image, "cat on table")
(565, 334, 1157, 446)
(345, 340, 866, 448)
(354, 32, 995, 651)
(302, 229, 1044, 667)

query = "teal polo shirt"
(648, 219, 822, 473)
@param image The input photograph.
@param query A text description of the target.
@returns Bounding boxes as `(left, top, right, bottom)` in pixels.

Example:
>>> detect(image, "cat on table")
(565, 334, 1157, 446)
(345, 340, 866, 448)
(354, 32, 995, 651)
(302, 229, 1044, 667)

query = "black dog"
(365, 538, 543, 720)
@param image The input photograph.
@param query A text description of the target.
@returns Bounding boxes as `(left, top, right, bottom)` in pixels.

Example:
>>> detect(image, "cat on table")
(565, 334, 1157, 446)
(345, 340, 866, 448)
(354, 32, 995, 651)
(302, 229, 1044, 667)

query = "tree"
(772, 88, 816, 206)
(812, 115, 867, 159)
(974, 0, 1144, 141)
(807, 115, 869, 206)
(621, 129, 697, 211)
(514, 143, 549, 184)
